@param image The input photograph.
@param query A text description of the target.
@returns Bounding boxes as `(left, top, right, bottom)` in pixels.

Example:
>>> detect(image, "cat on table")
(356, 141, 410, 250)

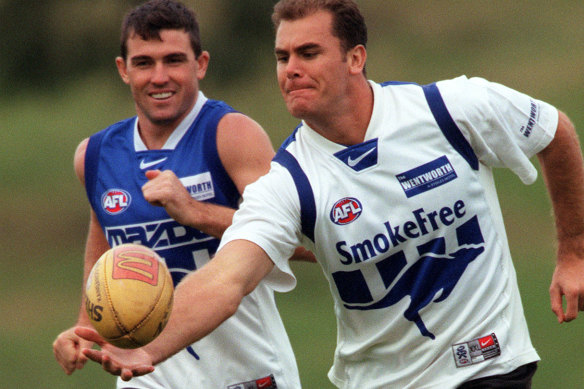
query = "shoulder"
(436, 75, 533, 111)
(436, 76, 489, 105)
(434, 76, 502, 127)
(73, 117, 135, 185)
(217, 112, 273, 154)
(216, 112, 275, 192)
(218, 111, 266, 135)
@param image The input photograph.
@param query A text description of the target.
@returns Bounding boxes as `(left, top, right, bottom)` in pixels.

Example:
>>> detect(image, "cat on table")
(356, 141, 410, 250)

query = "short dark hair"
(120, 0, 202, 60)
(272, 0, 367, 53)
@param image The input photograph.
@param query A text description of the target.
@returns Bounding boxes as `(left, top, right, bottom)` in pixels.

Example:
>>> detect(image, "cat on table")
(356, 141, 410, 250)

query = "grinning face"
(275, 10, 353, 123)
(116, 29, 209, 133)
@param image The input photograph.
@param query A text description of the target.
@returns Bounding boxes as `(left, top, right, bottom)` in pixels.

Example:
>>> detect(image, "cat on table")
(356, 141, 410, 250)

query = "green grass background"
(1, 1, 583, 388)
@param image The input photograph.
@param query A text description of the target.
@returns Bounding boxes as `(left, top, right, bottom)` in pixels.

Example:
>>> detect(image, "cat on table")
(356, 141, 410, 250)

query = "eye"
(302, 50, 319, 59)
(166, 55, 187, 65)
(131, 58, 152, 68)
(275, 53, 289, 63)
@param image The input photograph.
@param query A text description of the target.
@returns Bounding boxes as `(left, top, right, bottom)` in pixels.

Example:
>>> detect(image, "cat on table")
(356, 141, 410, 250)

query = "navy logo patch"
(335, 138, 378, 172)
(397, 156, 457, 198)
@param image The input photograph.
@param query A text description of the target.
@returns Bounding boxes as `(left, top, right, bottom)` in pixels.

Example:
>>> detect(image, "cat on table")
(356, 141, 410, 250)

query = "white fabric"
(120, 283, 300, 389)
(221, 76, 557, 388)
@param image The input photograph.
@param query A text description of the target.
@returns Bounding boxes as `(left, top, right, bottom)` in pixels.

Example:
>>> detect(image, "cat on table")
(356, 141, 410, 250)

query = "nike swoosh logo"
(480, 340, 492, 347)
(347, 147, 376, 167)
(140, 157, 168, 170)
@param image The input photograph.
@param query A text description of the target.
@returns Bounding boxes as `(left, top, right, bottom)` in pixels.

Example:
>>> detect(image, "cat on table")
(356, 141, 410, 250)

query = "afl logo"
(102, 189, 131, 215)
(330, 197, 362, 225)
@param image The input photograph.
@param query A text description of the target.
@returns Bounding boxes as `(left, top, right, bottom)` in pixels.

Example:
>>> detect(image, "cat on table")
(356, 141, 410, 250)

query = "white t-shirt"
(221, 77, 558, 388)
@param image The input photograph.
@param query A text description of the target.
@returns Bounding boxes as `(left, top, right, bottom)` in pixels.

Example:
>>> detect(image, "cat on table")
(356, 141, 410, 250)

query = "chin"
(149, 114, 180, 126)
(286, 102, 312, 119)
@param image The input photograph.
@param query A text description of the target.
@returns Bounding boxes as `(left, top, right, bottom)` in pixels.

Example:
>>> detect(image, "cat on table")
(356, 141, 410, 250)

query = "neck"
(137, 120, 178, 150)
(306, 79, 373, 146)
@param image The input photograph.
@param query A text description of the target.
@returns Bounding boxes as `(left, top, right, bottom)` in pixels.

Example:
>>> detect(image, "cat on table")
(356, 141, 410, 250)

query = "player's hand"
(550, 251, 584, 323)
(75, 327, 155, 381)
(53, 327, 94, 374)
(142, 170, 194, 225)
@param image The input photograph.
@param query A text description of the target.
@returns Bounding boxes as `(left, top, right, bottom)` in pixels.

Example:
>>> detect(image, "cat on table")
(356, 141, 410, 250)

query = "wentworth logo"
(397, 156, 457, 198)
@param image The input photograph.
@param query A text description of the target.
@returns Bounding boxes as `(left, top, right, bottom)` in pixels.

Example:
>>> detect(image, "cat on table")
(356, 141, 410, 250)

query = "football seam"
(103, 252, 131, 338)
(108, 263, 171, 347)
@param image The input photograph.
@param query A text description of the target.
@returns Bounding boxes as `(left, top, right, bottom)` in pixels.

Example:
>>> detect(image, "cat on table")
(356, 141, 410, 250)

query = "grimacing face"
(275, 11, 354, 122)
(116, 29, 209, 132)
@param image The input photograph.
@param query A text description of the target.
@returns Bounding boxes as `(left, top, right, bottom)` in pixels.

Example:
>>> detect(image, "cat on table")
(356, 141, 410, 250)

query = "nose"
(151, 62, 169, 85)
(285, 55, 302, 80)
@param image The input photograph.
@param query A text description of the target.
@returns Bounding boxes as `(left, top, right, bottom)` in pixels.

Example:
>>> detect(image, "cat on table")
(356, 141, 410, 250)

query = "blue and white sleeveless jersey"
(85, 92, 300, 389)
(221, 77, 557, 388)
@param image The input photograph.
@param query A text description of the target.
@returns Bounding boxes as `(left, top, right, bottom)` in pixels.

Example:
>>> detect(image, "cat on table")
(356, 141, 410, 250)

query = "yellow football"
(84, 243, 174, 349)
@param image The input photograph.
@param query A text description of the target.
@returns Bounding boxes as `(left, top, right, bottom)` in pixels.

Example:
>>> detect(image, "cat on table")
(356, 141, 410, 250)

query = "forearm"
(537, 111, 584, 248)
(178, 200, 236, 239)
(142, 240, 274, 364)
(142, 270, 239, 364)
(538, 111, 584, 322)
(77, 211, 112, 325)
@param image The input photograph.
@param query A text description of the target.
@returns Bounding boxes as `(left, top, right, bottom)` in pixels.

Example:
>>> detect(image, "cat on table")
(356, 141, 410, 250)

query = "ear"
(115, 57, 130, 84)
(347, 44, 367, 75)
(195, 51, 210, 80)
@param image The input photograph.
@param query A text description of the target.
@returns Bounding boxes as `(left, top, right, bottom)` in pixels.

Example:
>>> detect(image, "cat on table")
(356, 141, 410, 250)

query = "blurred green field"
(1, 1, 583, 388)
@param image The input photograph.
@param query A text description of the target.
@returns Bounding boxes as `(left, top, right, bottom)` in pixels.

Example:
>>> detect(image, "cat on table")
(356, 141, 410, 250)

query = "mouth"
(285, 80, 314, 94)
(150, 91, 175, 100)
(286, 86, 314, 96)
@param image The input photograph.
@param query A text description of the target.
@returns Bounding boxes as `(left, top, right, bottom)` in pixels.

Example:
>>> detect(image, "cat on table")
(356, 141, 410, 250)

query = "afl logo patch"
(330, 197, 362, 225)
(102, 189, 131, 215)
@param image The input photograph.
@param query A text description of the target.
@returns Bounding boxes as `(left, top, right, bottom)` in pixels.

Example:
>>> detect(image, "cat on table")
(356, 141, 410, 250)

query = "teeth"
(152, 92, 173, 99)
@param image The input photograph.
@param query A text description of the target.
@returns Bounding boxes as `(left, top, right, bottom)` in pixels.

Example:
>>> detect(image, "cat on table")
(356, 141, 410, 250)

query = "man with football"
(75, 0, 584, 387)
(53, 0, 310, 388)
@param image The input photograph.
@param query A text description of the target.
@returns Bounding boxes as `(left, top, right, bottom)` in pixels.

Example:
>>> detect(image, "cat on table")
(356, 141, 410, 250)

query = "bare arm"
(76, 239, 275, 380)
(537, 111, 584, 322)
(142, 114, 316, 261)
(142, 113, 275, 238)
(53, 139, 112, 374)
(144, 240, 274, 362)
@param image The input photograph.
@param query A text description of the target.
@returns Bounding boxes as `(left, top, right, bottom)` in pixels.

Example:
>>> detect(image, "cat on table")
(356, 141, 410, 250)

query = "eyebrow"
(130, 52, 188, 63)
(129, 55, 152, 63)
(275, 42, 322, 55)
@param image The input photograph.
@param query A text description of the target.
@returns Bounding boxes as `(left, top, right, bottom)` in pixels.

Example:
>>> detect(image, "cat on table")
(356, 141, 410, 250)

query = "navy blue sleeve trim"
(422, 83, 479, 170)
(199, 102, 240, 209)
(84, 130, 106, 210)
(277, 126, 301, 152)
(272, 149, 316, 243)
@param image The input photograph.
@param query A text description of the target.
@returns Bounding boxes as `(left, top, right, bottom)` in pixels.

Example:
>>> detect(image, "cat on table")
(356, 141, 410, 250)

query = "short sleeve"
(219, 162, 303, 292)
(438, 76, 558, 184)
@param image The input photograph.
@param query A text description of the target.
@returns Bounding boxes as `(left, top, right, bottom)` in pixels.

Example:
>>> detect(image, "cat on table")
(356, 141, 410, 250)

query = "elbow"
(220, 283, 248, 319)
(220, 270, 265, 319)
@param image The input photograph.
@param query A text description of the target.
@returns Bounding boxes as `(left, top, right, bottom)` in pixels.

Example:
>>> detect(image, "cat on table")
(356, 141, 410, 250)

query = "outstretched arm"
(77, 239, 275, 380)
(53, 139, 112, 374)
(537, 110, 584, 322)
